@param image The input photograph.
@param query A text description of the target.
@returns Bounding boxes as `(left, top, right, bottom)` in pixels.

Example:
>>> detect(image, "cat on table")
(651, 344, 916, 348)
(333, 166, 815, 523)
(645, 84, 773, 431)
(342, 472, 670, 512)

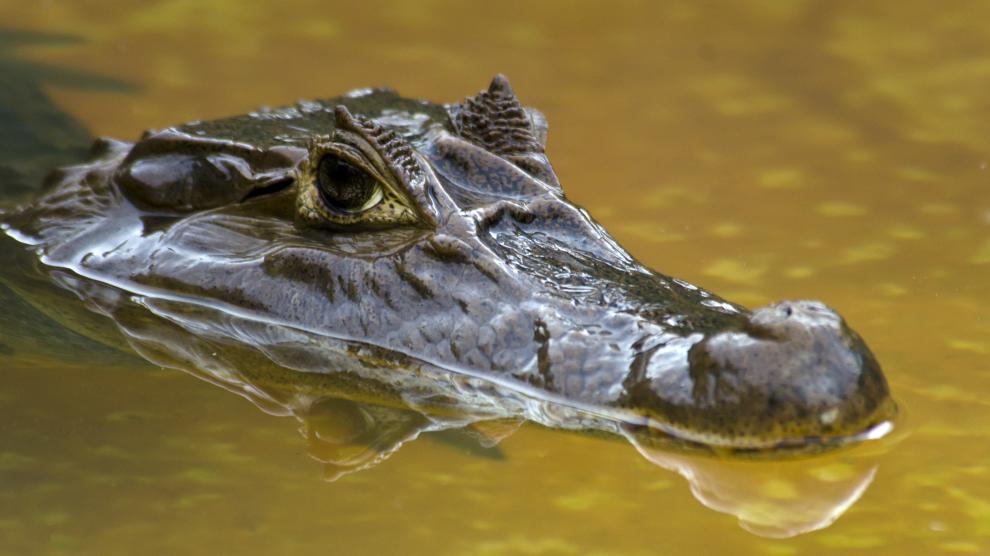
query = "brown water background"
(1, 1, 989, 554)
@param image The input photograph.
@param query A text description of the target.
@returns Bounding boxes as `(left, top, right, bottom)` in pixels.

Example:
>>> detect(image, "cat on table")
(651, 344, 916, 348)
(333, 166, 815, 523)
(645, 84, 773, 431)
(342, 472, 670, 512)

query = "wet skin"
(2, 75, 895, 453)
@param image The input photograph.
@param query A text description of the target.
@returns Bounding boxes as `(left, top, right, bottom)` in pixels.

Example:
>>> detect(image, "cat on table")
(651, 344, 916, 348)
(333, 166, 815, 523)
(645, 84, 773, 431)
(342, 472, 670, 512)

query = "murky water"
(1, 1, 988, 554)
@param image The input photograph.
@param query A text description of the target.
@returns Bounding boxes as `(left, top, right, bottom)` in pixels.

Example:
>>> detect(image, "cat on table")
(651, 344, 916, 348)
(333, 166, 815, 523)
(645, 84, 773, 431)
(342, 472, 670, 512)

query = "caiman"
(0, 75, 896, 455)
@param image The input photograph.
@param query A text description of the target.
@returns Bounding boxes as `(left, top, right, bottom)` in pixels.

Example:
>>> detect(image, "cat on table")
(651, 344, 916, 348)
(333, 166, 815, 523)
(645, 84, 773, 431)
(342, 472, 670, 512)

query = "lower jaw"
(622, 401, 899, 458)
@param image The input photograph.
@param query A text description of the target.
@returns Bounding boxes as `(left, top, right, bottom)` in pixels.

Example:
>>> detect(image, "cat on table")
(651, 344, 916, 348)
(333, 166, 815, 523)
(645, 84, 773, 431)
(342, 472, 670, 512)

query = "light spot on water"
(897, 167, 940, 182)
(591, 205, 616, 219)
(464, 520, 499, 535)
(709, 221, 746, 238)
(616, 221, 687, 243)
(759, 544, 799, 556)
(938, 541, 982, 553)
(175, 493, 223, 509)
(0, 452, 36, 471)
(643, 479, 672, 491)
(878, 283, 908, 296)
(691, 73, 793, 116)
(960, 465, 989, 477)
(642, 185, 706, 208)
(968, 240, 990, 264)
(553, 491, 600, 511)
(807, 463, 856, 483)
(90, 445, 134, 459)
(702, 258, 767, 284)
(817, 532, 887, 549)
(817, 201, 869, 217)
(946, 339, 988, 355)
(760, 479, 799, 500)
(203, 442, 253, 465)
(841, 242, 897, 264)
(423, 472, 458, 485)
(946, 486, 990, 530)
(783, 266, 814, 279)
(758, 168, 804, 189)
(294, 19, 341, 40)
(177, 468, 224, 485)
(844, 148, 875, 162)
(105, 410, 158, 422)
(468, 535, 577, 555)
(920, 385, 981, 404)
(887, 225, 926, 240)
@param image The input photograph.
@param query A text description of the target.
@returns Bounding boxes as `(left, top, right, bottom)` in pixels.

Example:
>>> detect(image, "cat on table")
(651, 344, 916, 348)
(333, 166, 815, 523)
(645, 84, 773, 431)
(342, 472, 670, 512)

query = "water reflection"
(302, 398, 512, 481)
(303, 396, 429, 482)
(6, 255, 887, 538)
(627, 436, 879, 538)
(300, 391, 882, 537)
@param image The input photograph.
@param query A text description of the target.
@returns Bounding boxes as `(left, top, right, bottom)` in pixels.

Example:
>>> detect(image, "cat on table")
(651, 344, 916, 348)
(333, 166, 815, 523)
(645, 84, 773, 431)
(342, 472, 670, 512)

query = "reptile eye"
(316, 155, 383, 213)
(296, 134, 422, 230)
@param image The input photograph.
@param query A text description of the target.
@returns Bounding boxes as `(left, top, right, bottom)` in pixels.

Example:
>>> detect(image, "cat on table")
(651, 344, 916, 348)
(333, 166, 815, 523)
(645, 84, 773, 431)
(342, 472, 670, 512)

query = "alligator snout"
(678, 301, 895, 449)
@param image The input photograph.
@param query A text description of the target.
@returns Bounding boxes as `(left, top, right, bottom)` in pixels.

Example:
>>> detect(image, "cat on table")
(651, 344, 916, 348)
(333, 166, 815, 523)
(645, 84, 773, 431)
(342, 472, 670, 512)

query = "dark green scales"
(1, 75, 895, 455)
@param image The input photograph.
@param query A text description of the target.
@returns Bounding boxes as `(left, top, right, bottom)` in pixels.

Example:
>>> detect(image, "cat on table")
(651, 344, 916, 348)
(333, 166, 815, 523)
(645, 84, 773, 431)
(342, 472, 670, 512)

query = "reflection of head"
(625, 431, 882, 538)
(302, 397, 429, 482)
(301, 397, 515, 482)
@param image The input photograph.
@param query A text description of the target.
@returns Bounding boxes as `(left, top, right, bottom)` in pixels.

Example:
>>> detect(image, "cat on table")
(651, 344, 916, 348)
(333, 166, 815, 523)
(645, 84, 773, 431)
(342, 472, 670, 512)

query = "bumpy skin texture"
(3, 75, 895, 451)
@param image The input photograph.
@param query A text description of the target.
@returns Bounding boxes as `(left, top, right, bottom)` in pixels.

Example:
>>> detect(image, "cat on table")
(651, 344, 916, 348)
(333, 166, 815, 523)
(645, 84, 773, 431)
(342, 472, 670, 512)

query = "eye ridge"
(316, 154, 382, 213)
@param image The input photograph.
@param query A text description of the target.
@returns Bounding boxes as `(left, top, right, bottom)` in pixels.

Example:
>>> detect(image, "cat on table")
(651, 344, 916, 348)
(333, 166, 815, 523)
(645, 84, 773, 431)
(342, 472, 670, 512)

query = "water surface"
(1, 2, 988, 554)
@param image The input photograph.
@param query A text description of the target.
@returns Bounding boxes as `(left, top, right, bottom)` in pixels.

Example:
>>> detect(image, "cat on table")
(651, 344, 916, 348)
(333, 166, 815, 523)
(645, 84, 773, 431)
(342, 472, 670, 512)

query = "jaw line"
(625, 411, 899, 455)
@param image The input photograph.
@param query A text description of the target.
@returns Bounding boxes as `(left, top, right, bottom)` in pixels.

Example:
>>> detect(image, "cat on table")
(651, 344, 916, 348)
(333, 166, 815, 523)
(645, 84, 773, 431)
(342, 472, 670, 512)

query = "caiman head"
(6, 75, 895, 453)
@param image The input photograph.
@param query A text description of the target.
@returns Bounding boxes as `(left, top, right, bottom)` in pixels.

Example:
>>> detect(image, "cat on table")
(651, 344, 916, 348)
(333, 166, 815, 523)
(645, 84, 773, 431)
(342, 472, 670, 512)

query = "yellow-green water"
(1, 1, 989, 554)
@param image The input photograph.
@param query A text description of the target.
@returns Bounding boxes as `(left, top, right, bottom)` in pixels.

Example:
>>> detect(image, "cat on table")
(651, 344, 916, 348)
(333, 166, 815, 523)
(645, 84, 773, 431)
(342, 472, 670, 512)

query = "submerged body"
(2, 76, 895, 454)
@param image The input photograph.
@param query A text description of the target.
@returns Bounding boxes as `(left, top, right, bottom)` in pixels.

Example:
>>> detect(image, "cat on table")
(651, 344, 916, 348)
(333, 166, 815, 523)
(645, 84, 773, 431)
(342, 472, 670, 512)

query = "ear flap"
(450, 75, 559, 189)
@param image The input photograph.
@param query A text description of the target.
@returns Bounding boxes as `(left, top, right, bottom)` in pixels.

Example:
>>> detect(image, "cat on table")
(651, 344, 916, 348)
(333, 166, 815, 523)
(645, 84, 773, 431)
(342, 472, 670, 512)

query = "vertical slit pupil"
(317, 155, 377, 210)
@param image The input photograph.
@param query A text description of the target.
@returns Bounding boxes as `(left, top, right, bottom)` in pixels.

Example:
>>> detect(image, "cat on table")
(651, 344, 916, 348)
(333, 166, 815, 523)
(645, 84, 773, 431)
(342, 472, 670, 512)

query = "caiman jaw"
(671, 300, 895, 450)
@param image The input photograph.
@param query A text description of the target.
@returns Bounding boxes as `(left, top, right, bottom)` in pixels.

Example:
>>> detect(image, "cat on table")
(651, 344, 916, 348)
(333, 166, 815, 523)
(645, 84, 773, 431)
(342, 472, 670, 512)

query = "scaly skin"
(2, 75, 895, 453)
